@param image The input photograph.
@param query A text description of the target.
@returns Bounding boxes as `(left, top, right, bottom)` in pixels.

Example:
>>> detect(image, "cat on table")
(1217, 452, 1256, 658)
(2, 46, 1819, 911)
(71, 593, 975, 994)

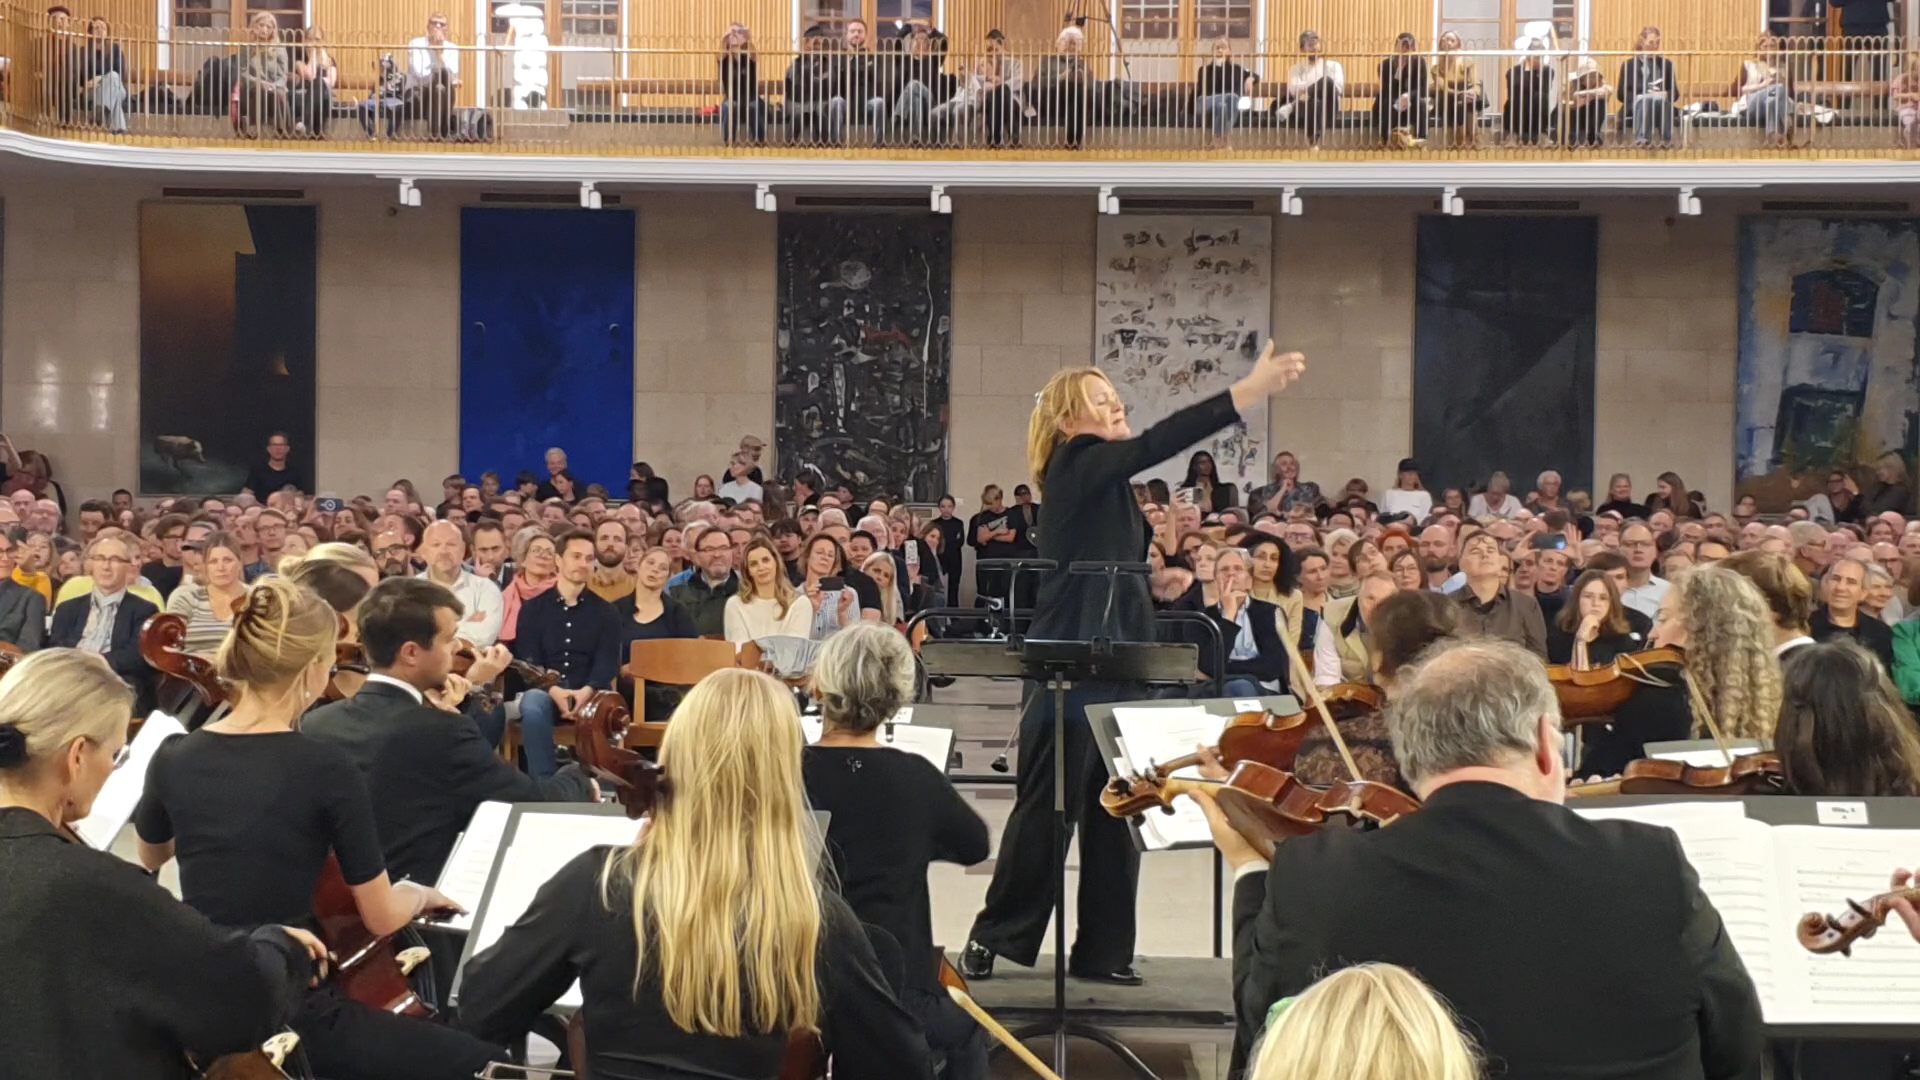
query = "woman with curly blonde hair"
(1248, 962, 1480, 1080)
(1652, 565, 1782, 744)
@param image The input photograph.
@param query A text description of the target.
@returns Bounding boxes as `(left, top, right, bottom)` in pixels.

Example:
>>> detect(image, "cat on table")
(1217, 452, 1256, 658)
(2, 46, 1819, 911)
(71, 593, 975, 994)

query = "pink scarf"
(499, 575, 556, 643)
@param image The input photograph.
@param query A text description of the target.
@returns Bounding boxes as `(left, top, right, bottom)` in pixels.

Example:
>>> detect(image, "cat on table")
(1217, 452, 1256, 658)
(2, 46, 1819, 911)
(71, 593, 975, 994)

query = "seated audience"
(1373, 33, 1430, 145)
(50, 533, 158, 714)
(417, 520, 503, 647)
(1451, 530, 1546, 656)
(667, 525, 738, 637)
(510, 529, 621, 778)
(1546, 569, 1646, 667)
(1810, 556, 1895, 670)
(725, 537, 813, 646)
(1196, 40, 1258, 150)
(165, 531, 248, 657)
(1619, 26, 1678, 147)
(1207, 547, 1290, 698)
(1431, 32, 1483, 147)
(499, 528, 557, 645)
(0, 531, 45, 650)
(718, 23, 767, 146)
(1281, 31, 1343, 147)
(1313, 572, 1398, 686)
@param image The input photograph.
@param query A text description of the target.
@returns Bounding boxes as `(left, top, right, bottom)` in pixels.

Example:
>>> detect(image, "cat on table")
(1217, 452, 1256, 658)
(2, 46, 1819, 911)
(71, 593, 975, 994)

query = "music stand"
(1014, 561, 1199, 1079)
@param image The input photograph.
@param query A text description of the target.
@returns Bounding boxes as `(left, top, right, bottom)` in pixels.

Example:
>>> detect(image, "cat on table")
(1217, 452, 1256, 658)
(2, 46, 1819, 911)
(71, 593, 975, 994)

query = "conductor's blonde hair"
(602, 668, 823, 1038)
(1026, 367, 1114, 496)
(1249, 963, 1481, 1080)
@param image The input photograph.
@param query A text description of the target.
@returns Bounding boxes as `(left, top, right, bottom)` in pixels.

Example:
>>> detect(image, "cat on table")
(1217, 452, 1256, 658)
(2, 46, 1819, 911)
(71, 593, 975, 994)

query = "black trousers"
(295, 984, 501, 1080)
(904, 985, 989, 1080)
(983, 84, 1023, 146)
(968, 680, 1139, 970)
(940, 554, 963, 607)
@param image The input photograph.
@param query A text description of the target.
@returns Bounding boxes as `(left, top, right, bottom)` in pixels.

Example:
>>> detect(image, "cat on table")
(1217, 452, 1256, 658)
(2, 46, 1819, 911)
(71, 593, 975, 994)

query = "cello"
(140, 613, 234, 726)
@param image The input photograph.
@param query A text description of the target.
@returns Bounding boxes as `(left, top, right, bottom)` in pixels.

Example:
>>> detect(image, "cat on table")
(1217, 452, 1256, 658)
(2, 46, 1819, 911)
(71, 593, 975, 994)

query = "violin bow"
(1681, 669, 1736, 767)
(1275, 608, 1363, 783)
(945, 986, 1066, 1080)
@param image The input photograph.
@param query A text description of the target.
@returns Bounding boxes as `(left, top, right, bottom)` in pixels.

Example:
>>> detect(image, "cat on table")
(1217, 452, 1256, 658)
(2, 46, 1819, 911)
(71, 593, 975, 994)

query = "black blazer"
(0, 578, 46, 650)
(0, 807, 310, 1079)
(50, 591, 159, 715)
(1032, 391, 1242, 642)
(1231, 782, 1764, 1080)
(303, 680, 595, 883)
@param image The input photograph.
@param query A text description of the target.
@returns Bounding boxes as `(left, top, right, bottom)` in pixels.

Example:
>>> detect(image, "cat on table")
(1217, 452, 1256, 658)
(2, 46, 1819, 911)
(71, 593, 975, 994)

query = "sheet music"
(795, 714, 948, 771)
(1769, 826, 1920, 1025)
(1111, 706, 1228, 850)
(434, 801, 513, 933)
(72, 712, 186, 850)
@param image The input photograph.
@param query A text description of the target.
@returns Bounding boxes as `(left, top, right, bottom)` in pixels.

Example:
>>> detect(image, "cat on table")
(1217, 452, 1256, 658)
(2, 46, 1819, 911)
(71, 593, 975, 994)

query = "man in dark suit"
(49, 533, 157, 714)
(304, 576, 596, 885)
(1199, 637, 1764, 1080)
(0, 531, 46, 650)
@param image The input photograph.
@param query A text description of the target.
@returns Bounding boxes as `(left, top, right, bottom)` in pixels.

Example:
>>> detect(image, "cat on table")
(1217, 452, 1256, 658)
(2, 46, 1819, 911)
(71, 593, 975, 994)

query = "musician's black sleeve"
(1062, 391, 1243, 491)
(818, 892, 935, 1080)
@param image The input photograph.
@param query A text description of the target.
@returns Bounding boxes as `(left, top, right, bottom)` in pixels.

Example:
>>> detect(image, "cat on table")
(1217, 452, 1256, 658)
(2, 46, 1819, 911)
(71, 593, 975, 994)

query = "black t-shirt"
(243, 459, 308, 497)
(843, 565, 883, 614)
(1811, 607, 1897, 671)
(142, 561, 185, 601)
(930, 516, 964, 568)
(133, 730, 386, 930)
(967, 508, 1020, 560)
(1596, 498, 1647, 520)
(801, 746, 989, 993)
(1197, 60, 1254, 97)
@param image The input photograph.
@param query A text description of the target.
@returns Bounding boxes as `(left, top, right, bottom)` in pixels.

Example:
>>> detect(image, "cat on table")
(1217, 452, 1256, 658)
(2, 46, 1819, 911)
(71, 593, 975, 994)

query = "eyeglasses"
(88, 555, 132, 567)
(163, 532, 186, 542)
(697, 543, 732, 554)
(373, 546, 409, 559)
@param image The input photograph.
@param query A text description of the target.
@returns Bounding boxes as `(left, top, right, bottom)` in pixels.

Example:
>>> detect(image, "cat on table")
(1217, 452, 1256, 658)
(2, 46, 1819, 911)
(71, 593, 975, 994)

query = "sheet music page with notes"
(795, 712, 948, 771)
(1768, 826, 1920, 1025)
(434, 801, 513, 933)
(72, 712, 187, 850)
(1111, 706, 1228, 850)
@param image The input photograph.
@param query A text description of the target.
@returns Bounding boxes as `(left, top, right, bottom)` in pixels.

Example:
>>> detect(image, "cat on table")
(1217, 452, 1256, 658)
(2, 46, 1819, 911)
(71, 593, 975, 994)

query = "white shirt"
(418, 567, 504, 648)
(365, 672, 425, 705)
(723, 594, 813, 646)
(1619, 575, 1671, 621)
(1286, 57, 1346, 97)
(1468, 492, 1524, 520)
(1378, 488, 1432, 520)
(408, 37, 460, 83)
(717, 478, 765, 504)
(1312, 617, 1343, 687)
(1775, 635, 1815, 658)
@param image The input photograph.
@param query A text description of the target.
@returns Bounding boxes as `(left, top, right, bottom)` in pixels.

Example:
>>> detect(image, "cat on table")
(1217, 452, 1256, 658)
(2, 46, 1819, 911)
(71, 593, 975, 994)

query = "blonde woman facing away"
(1249, 963, 1479, 1080)
(459, 667, 933, 1078)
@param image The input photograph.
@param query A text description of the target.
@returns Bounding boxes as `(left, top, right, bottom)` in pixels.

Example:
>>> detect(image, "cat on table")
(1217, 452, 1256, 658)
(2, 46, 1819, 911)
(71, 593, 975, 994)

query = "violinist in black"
(0, 648, 322, 1080)
(131, 580, 502, 1080)
(459, 668, 931, 1080)
(960, 344, 1308, 985)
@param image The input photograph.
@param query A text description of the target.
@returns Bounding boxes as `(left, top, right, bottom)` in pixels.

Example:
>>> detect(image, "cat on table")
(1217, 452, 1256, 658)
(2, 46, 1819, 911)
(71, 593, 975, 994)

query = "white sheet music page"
(1768, 826, 1920, 1025)
(434, 801, 513, 933)
(72, 712, 187, 850)
(878, 723, 955, 772)
(1111, 706, 1228, 850)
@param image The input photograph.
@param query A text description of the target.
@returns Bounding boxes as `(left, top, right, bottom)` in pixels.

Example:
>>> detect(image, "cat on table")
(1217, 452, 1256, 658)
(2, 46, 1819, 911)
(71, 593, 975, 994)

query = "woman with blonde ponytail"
(459, 667, 932, 1079)
(963, 340, 1309, 985)
(132, 577, 504, 1080)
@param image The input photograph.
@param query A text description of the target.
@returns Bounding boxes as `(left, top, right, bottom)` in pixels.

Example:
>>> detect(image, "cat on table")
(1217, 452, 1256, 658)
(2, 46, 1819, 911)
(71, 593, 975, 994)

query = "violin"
(325, 640, 370, 703)
(1549, 646, 1685, 723)
(140, 612, 233, 712)
(1119, 687, 1385, 786)
(1103, 759, 1419, 861)
(1798, 883, 1920, 956)
(1566, 751, 1787, 798)
(448, 642, 562, 713)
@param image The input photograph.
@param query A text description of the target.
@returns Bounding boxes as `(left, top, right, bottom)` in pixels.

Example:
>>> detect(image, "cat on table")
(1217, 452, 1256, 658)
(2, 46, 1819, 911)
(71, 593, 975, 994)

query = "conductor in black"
(960, 343, 1308, 984)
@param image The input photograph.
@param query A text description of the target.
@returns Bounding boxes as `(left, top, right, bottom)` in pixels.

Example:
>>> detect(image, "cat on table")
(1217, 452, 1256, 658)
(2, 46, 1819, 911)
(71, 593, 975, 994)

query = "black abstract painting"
(1413, 215, 1598, 494)
(775, 212, 951, 501)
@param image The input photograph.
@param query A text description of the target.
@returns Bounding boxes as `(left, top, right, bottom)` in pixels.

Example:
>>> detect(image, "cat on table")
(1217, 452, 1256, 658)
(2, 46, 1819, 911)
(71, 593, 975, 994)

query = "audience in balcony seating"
(1502, 38, 1555, 145)
(1737, 34, 1796, 148)
(1431, 31, 1483, 147)
(360, 53, 411, 139)
(786, 24, 845, 146)
(885, 27, 948, 147)
(1196, 39, 1257, 149)
(1619, 25, 1678, 147)
(718, 23, 766, 146)
(290, 27, 338, 138)
(1034, 25, 1091, 149)
(407, 12, 461, 140)
(977, 29, 1028, 148)
(75, 16, 130, 135)
(1563, 55, 1612, 147)
(1893, 55, 1920, 148)
(1280, 30, 1343, 149)
(237, 12, 294, 137)
(1374, 32, 1429, 146)
(841, 20, 886, 145)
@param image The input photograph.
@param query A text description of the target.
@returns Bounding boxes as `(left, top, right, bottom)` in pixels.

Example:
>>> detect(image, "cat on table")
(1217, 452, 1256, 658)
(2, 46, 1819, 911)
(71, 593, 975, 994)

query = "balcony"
(4, 8, 1918, 193)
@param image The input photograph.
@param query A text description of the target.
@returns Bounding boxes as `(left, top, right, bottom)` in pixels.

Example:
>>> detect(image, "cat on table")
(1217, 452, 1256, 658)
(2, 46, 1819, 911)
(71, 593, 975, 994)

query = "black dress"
(132, 729, 503, 1080)
(614, 593, 699, 721)
(966, 390, 1244, 972)
(458, 846, 934, 1080)
(0, 806, 311, 1079)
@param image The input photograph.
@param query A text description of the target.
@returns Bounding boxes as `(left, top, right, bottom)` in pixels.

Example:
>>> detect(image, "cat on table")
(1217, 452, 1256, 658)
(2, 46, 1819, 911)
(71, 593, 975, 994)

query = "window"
(1194, 0, 1253, 41)
(174, 0, 230, 30)
(562, 0, 618, 37)
(874, 0, 934, 19)
(1122, 0, 1181, 40)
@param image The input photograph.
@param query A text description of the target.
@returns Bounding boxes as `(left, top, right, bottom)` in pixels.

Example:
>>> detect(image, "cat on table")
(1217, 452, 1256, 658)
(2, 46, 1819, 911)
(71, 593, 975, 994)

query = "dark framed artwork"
(138, 202, 317, 495)
(775, 212, 951, 501)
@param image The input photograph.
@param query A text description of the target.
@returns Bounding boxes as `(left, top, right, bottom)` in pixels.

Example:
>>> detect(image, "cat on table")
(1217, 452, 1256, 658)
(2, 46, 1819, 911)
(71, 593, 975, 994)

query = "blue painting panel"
(460, 207, 635, 492)
(1734, 217, 1920, 511)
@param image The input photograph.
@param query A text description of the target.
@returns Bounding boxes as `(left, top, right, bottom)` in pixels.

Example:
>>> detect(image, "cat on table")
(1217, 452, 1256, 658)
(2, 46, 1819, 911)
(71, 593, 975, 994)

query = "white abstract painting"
(1095, 215, 1271, 489)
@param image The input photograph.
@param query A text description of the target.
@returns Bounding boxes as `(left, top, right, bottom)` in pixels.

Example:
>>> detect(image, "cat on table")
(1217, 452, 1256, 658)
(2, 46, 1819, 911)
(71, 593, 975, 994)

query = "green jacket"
(1890, 619, 1920, 704)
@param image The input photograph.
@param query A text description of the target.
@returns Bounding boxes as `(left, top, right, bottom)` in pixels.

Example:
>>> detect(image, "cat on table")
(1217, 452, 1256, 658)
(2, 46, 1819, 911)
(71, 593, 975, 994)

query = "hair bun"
(0, 722, 27, 768)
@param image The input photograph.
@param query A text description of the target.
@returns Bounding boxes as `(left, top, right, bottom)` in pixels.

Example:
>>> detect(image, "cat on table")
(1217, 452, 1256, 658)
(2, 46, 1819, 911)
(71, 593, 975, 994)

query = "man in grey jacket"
(0, 532, 45, 651)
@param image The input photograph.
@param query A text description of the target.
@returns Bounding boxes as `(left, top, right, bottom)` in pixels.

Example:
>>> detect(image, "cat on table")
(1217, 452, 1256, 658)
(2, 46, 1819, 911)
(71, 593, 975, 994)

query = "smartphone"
(819, 576, 845, 592)
(314, 496, 343, 514)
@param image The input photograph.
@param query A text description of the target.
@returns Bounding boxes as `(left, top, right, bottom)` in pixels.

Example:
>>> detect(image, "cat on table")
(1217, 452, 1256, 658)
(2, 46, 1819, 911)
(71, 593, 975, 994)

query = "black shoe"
(959, 940, 996, 980)
(1068, 963, 1144, 986)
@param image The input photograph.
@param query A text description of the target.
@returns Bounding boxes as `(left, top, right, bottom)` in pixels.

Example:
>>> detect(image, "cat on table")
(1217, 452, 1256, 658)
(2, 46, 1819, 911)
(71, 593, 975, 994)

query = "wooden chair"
(624, 639, 740, 748)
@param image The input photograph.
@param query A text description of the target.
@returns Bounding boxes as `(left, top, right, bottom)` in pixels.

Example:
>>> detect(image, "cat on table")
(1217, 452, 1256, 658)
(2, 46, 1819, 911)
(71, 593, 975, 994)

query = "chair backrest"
(629, 638, 738, 687)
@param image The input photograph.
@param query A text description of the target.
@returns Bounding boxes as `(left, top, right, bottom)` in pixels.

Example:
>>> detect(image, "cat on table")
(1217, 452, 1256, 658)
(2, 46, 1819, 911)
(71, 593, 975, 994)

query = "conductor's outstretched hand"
(1231, 341, 1307, 411)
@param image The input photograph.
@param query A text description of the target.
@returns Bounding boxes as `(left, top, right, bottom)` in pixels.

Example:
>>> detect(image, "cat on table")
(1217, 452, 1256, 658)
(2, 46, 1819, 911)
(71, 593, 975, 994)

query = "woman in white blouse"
(723, 537, 813, 647)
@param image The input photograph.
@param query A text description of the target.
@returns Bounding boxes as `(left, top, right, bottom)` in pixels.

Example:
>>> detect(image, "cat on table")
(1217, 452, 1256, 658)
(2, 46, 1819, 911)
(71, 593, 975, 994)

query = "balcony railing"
(3, 20, 1917, 162)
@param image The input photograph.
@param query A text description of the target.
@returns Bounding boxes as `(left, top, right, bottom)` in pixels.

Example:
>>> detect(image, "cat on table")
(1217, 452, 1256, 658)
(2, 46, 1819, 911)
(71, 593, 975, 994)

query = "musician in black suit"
(960, 343, 1307, 986)
(48, 533, 157, 715)
(304, 577, 597, 885)
(1199, 638, 1765, 1080)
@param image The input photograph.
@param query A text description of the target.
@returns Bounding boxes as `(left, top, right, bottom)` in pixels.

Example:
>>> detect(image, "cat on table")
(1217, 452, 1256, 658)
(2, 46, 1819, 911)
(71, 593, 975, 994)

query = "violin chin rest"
(396, 946, 431, 976)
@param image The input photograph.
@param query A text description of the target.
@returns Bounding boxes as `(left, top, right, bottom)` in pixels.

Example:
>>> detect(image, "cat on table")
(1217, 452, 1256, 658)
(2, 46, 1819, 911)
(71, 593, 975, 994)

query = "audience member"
(0, 531, 46, 650)
(1809, 556, 1896, 670)
(1451, 530, 1546, 656)
(1281, 30, 1344, 148)
(510, 529, 619, 778)
(49, 533, 157, 714)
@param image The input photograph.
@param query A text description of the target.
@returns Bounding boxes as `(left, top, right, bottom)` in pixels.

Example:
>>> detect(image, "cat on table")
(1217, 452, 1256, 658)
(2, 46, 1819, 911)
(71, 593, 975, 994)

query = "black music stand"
(1014, 561, 1200, 1079)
